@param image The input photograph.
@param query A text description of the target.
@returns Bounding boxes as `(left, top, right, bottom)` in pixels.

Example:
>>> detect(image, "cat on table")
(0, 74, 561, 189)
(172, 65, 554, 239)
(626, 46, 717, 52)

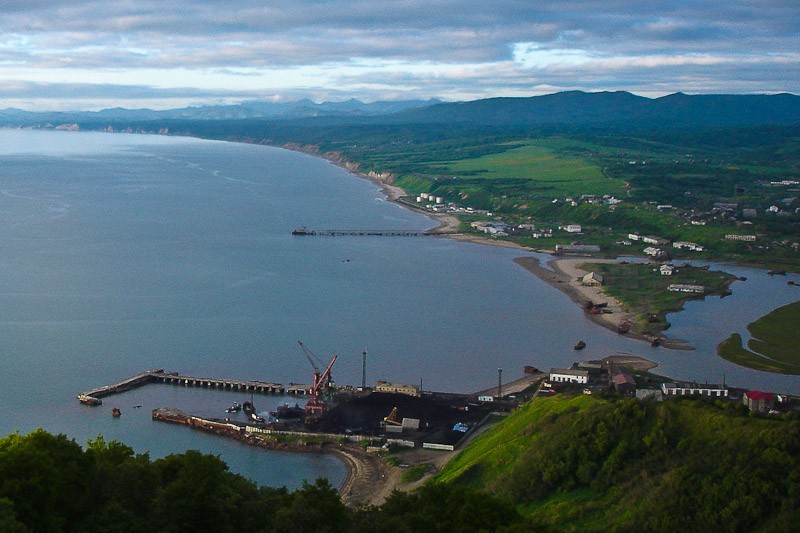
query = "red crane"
(298, 341, 338, 415)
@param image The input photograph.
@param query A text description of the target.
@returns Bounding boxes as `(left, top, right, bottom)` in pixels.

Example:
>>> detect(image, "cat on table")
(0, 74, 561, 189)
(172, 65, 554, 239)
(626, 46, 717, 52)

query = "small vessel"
(111, 407, 122, 417)
(242, 401, 265, 423)
(270, 403, 305, 419)
(651, 338, 662, 347)
(617, 323, 630, 334)
(574, 340, 586, 350)
(225, 401, 242, 413)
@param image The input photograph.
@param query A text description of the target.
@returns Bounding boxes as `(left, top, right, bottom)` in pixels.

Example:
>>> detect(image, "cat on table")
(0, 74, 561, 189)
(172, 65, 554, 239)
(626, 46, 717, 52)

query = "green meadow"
(718, 300, 800, 374)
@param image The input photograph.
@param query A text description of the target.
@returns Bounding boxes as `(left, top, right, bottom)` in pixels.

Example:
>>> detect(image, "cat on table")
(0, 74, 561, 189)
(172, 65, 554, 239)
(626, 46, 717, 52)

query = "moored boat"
(574, 340, 586, 350)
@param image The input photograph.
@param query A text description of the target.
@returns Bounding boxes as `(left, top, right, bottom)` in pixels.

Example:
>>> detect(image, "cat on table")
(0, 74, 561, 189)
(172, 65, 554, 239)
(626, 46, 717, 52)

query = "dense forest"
(3, 394, 799, 531)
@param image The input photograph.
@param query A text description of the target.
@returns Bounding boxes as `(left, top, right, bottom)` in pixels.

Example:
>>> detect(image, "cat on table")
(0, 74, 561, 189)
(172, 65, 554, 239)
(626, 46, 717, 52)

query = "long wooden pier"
(78, 369, 310, 406)
(292, 227, 428, 237)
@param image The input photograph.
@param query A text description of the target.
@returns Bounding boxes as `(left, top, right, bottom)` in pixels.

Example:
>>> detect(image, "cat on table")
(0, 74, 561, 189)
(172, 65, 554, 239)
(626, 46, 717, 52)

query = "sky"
(0, 1, 798, 111)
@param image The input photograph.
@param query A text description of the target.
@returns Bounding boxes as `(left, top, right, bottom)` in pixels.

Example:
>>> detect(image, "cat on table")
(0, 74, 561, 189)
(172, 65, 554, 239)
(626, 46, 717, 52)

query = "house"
(628, 233, 642, 241)
(661, 382, 728, 398)
(643, 235, 669, 246)
(659, 264, 675, 276)
(644, 247, 667, 258)
(725, 234, 756, 242)
(564, 224, 583, 233)
(549, 368, 589, 384)
(478, 395, 495, 402)
(375, 380, 420, 397)
(673, 241, 706, 252)
(743, 390, 775, 413)
(554, 244, 600, 254)
(581, 272, 603, 286)
(611, 369, 636, 397)
(667, 284, 705, 293)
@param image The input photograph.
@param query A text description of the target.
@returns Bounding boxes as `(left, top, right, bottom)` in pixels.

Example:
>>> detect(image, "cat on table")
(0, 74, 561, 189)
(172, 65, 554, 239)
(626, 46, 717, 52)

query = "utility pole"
(361, 350, 367, 390)
(497, 368, 503, 399)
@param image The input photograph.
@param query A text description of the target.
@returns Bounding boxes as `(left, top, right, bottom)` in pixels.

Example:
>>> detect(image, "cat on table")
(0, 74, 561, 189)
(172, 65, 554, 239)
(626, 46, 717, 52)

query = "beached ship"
(270, 403, 304, 419)
(242, 401, 265, 423)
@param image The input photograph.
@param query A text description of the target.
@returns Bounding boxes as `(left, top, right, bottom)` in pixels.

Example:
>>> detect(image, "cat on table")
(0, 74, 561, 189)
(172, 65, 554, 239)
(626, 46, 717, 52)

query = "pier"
(78, 369, 310, 405)
(292, 227, 429, 237)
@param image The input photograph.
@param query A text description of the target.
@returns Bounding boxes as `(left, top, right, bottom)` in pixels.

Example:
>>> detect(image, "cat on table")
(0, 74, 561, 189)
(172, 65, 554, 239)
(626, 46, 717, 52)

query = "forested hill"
(383, 91, 800, 128)
(436, 394, 800, 531)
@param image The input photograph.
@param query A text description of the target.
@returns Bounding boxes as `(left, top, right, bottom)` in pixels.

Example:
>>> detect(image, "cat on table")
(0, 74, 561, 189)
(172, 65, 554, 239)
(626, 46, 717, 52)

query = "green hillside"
(436, 394, 800, 531)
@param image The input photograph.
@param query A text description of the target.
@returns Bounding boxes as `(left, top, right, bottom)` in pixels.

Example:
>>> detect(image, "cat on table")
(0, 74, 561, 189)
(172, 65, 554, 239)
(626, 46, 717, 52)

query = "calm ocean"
(1, 130, 798, 487)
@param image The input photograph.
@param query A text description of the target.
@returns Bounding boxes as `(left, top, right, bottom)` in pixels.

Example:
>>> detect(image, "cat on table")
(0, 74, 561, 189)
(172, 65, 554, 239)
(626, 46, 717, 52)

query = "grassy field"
(718, 300, 800, 374)
(428, 141, 626, 198)
(433, 393, 800, 530)
(582, 262, 736, 333)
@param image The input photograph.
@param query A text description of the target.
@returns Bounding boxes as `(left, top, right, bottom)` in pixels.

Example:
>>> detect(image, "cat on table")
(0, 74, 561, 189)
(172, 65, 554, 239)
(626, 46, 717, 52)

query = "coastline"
(312, 146, 694, 349)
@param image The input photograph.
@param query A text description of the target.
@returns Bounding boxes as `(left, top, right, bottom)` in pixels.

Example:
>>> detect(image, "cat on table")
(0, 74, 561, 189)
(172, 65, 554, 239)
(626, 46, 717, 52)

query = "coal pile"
(309, 392, 491, 444)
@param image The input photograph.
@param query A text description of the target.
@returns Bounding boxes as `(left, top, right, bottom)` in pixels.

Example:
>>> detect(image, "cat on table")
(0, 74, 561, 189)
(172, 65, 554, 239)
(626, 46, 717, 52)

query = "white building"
(549, 368, 589, 384)
(643, 235, 669, 246)
(644, 247, 666, 258)
(673, 241, 706, 252)
(662, 382, 728, 398)
(660, 264, 675, 276)
(668, 284, 705, 293)
(564, 224, 583, 233)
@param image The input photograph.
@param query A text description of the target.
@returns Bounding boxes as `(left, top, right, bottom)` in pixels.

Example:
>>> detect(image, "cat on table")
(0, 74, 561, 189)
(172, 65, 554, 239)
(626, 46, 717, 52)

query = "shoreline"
(314, 147, 690, 348)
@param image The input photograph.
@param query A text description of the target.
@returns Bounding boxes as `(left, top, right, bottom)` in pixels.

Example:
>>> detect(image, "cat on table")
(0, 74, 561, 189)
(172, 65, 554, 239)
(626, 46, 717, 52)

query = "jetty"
(78, 369, 309, 406)
(292, 227, 429, 237)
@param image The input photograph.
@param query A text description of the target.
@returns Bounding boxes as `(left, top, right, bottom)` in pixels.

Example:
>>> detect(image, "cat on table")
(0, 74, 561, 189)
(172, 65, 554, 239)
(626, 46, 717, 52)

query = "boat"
(225, 401, 242, 413)
(78, 394, 102, 406)
(269, 403, 304, 419)
(617, 323, 630, 334)
(651, 338, 662, 347)
(574, 340, 586, 350)
(292, 227, 313, 235)
(242, 401, 265, 423)
(111, 407, 121, 417)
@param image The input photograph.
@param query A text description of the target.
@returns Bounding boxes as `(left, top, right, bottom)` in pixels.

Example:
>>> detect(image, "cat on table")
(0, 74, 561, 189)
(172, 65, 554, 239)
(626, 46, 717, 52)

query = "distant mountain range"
(2, 91, 799, 130)
(0, 98, 442, 124)
(385, 91, 800, 128)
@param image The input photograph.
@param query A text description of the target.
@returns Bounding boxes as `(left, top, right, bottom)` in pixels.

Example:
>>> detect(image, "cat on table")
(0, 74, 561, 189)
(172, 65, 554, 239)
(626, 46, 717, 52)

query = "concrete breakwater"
(78, 370, 309, 405)
(151, 407, 389, 505)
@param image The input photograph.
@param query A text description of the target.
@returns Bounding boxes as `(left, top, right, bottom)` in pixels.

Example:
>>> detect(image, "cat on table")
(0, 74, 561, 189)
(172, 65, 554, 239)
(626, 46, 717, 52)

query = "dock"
(292, 227, 429, 237)
(78, 369, 310, 405)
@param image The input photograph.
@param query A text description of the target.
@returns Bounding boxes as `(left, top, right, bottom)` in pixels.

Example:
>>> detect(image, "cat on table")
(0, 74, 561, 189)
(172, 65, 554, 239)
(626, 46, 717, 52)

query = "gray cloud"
(0, 1, 797, 109)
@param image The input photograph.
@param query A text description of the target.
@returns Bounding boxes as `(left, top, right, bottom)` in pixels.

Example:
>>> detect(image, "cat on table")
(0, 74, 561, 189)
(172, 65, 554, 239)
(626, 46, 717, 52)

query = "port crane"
(298, 341, 338, 416)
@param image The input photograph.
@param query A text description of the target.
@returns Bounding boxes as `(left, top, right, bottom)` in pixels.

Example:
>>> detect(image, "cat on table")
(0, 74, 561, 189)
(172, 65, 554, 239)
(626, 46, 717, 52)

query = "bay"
(1, 130, 798, 487)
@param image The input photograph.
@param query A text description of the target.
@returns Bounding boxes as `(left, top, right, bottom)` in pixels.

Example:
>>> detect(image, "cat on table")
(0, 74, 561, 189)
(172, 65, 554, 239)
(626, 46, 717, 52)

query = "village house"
(743, 390, 776, 413)
(660, 264, 675, 276)
(554, 244, 600, 254)
(375, 380, 420, 397)
(643, 235, 670, 246)
(673, 241, 706, 252)
(662, 382, 728, 398)
(643, 246, 667, 258)
(549, 368, 590, 384)
(725, 234, 757, 241)
(581, 272, 603, 286)
(628, 233, 642, 241)
(668, 284, 705, 293)
(611, 368, 637, 397)
(564, 224, 583, 233)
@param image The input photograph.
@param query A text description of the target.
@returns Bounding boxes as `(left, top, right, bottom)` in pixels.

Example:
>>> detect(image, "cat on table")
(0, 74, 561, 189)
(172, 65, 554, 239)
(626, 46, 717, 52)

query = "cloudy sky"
(1, 0, 798, 110)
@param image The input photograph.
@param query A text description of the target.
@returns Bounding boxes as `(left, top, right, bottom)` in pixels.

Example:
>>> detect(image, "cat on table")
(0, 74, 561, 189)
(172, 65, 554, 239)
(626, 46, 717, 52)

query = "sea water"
(1, 130, 798, 487)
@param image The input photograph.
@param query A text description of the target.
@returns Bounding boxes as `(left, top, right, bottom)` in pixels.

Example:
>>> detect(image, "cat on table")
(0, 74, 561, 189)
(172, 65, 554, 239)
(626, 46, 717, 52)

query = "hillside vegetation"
(436, 394, 800, 531)
(2, 394, 798, 531)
